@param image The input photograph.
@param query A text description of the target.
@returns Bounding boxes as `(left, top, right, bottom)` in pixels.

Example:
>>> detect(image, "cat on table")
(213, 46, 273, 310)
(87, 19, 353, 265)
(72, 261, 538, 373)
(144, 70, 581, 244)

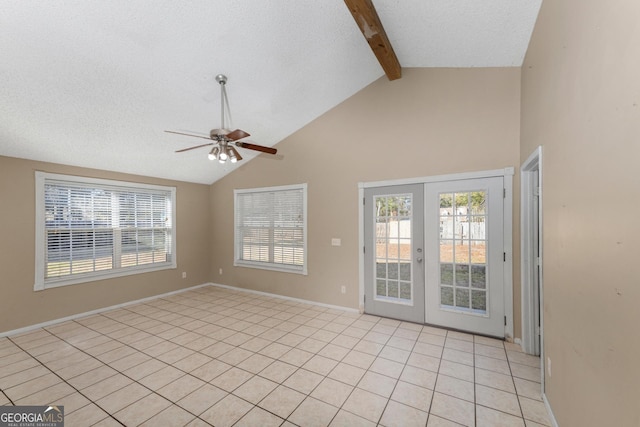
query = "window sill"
(34, 262, 176, 291)
(234, 260, 307, 276)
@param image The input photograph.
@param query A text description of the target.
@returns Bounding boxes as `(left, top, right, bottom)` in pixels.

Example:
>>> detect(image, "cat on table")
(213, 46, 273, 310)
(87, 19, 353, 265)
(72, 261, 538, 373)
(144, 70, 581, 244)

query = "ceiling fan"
(166, 74, 277, 164)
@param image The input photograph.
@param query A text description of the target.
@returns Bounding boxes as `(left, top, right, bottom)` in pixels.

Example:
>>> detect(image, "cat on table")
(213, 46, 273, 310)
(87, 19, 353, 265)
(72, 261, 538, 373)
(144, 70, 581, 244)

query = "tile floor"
(0, 286, 552, 426)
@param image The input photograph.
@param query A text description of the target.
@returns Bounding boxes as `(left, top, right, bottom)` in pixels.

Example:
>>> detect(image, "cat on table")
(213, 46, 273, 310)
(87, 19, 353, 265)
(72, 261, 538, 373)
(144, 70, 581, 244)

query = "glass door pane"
(438, 191, 488, 314)
(375, 194, 413, 304)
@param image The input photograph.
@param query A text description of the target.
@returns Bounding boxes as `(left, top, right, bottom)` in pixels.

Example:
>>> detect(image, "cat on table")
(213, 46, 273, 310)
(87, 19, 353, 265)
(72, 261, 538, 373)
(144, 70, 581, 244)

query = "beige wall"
(0, 156, 211, 333)
(521, 1, 640, 425)
(210, 68, 522, 335)
(1, 69, 523, 341)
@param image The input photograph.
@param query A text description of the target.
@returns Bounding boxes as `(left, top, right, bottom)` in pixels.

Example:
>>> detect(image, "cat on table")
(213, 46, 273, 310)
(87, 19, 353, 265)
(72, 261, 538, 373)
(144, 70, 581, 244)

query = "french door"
(424, 177, 504, 336)
(363, 184, 425, 323)
(364, 177, 506, 337)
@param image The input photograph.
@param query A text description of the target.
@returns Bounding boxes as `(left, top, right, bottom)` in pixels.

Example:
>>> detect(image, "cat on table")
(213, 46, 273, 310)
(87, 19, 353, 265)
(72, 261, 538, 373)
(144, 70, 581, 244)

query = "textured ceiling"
(0, 1, 541, 184)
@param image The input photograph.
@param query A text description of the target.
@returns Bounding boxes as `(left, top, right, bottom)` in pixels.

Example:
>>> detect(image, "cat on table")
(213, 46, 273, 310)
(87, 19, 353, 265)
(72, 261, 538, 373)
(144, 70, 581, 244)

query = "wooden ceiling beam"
(344, 0, 401, 80)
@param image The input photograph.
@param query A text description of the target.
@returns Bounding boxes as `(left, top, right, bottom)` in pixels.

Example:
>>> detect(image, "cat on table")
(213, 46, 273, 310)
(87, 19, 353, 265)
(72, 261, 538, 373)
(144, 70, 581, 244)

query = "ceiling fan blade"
(165, 130, 212, 140)
(175, 142, 214, 153)
(226, 129, 251, 141)
(235, 141, 277, 155)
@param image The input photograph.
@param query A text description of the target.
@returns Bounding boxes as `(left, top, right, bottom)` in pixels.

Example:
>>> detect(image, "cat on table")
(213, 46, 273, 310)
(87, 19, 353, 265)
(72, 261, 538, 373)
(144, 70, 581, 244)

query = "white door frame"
(358, 167, 514, 339)
(521, 147, 544, 358)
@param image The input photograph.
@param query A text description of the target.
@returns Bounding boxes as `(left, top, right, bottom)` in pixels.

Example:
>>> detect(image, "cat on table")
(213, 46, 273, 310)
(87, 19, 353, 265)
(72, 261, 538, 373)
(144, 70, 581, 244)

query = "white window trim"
(234, 183, 308, 275)
(34, 172, 177, 291)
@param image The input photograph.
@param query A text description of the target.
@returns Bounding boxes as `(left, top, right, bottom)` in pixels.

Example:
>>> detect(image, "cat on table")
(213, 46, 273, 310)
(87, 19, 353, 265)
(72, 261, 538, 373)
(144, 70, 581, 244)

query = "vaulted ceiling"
(0, 1, 541, 184)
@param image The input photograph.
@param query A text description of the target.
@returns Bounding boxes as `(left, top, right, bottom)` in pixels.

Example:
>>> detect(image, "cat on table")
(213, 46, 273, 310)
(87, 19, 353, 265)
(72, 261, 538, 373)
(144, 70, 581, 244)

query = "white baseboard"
(0, 283, 211, 338)
(3, 281, 530, 352)
(543, 393, 559, 427)
(2, 282, 359, 338)
(209, 283, 359, 314)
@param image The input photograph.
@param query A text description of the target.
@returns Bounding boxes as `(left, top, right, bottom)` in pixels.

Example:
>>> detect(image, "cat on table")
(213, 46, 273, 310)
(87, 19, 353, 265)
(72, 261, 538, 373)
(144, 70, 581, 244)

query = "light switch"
(331, 238, 341, 247)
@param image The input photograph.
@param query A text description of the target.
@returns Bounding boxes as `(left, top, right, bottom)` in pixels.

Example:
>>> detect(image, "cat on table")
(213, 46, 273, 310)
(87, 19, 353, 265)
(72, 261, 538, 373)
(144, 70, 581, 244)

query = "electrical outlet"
(182, 272, 187, 279)
(547, 357, 552, 377)
(219, 268, 223, 275)
(341, 285, 346, 294)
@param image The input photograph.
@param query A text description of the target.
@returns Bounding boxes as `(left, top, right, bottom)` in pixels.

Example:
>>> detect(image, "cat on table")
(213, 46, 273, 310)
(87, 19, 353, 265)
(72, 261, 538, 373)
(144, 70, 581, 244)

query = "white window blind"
(234, 184, 307, 275)
(35, 172, 176, 290)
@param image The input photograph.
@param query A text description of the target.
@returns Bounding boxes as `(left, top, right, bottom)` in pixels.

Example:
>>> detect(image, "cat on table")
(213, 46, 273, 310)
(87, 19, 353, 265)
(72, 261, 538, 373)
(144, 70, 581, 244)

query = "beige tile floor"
(0, 286, 552, 426)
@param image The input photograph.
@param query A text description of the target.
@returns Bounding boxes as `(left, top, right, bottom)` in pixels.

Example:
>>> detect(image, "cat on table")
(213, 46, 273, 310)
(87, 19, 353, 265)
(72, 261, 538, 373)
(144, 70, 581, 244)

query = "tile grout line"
(35, 304, 264, 426)
(331, 319, 400, 424)
(6, 292, 367, 425)
(6, 334, 127, 426)
(221, 292, 372, 425)
(1, 388, 15, 406)
(353, 318, 399, 426)
(5, 288, 541, 426)
(424, 328, 446, 426)
(288, 317, 424, 425)
(506, 344, 528, 423)
(474, 339, 540, 423)
(76, 307, 300, 425)
(285, 314, 388, 426)
(65, 290, 366, 425)
(61, 311, 268, 425)
(62, 320, 218, 426)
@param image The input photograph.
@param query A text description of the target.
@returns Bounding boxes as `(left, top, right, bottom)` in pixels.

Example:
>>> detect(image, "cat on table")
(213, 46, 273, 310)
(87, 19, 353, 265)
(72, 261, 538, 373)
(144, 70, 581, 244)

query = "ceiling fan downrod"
(215, 74, 228, 133)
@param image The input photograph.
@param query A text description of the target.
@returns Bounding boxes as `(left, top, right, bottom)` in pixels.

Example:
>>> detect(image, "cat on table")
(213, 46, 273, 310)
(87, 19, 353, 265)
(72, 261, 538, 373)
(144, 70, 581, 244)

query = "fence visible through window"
(438, 190, 488, 314)
(374, 194, 413, 304)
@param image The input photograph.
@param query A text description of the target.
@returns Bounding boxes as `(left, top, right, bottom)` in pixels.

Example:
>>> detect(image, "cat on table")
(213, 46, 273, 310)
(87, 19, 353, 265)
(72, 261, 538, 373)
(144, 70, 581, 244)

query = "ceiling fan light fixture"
(218, 147, 228, 164)
(229, 146, 241, 163)
(169, 74, 277, 162)
(208, 147, 217, 160)
(213, 146, 222, 160)
(219, 147, 228, 162)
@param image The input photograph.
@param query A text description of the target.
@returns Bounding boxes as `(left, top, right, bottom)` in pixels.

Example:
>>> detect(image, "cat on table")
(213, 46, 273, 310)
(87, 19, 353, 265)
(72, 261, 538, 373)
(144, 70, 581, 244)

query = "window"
(35, 172, 176, 290)
(234, 183, 307, 274)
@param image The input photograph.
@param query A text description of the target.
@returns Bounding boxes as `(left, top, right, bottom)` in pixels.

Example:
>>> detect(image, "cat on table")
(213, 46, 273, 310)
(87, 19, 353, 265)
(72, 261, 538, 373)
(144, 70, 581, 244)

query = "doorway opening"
(521, 146, 543, 357)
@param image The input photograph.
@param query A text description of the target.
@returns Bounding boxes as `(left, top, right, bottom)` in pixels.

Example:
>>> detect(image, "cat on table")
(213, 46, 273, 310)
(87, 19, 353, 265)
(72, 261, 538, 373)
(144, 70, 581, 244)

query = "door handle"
(417, 257, 423, 263)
